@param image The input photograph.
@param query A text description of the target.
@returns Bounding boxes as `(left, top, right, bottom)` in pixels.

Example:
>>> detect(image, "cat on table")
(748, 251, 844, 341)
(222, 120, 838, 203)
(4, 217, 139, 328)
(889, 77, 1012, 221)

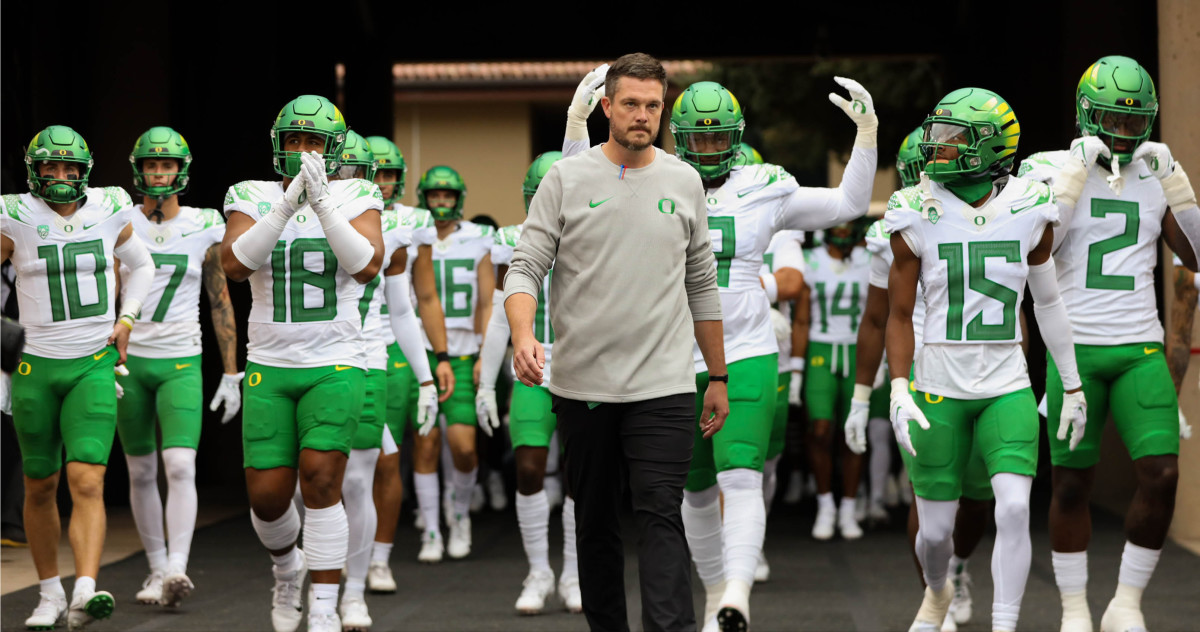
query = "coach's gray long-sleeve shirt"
(504, 145, 722, 403)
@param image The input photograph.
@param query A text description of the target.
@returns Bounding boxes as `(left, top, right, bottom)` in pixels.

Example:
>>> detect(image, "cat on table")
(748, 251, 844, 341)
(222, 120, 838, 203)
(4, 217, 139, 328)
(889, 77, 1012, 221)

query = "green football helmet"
(825, 216, 873, 249)
(919, 88, 1020, 188)
(270, 95, 348, 178)
(895, 127, 924, 188)
(130, 126, 192, 198)
(338, 131, 377, 181)
(522, 151, 563, 213)
(366, 136, 407, 203)
(1076, 55, 1157, 164)
(670, 81, 746, 183)
(25, 125, 94, 203)
(731, 142, 763, 168)
(417, 165, 467, 221)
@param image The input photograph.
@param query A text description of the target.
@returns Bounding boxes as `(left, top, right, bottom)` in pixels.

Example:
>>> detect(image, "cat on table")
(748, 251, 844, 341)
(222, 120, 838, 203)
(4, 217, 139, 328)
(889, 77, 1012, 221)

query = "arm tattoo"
(203, 244, 239, 373)
(1167, 266, 1197, 393)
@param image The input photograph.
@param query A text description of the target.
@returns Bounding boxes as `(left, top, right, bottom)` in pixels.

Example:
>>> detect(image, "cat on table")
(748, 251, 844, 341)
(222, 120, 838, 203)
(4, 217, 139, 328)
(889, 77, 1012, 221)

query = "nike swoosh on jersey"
(178, 229, 207, 238)
(93, 351, 109, 361)
(175, 363, 192, 370)
(82, 223, 98, 230)
(737, 185, 769, 198)
(334, 365, 354, 371)
(1139, 174, 1154, 180)
(588, 197, 613, 208)
(1010, 202, 1037, 214)
(1144, 347, 1160, 355)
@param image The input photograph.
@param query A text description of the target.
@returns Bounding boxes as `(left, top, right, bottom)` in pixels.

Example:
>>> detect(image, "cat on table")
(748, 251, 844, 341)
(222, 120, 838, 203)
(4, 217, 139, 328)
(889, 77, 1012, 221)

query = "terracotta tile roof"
(391, 60, 713, 87)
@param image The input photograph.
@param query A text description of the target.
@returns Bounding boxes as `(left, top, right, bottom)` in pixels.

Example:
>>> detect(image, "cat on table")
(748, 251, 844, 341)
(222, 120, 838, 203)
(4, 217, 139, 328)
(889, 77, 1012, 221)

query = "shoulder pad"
(381, 208, 400, 232)
(1008, 177, 1055, 213)
(1017, 150, 1067, 180)
(495, 224, 523, 247)
(196, 207, 225, 228)
(887, 186, 923, 213)
(100, 186, 133, 213)
(2, 194, 30, 223)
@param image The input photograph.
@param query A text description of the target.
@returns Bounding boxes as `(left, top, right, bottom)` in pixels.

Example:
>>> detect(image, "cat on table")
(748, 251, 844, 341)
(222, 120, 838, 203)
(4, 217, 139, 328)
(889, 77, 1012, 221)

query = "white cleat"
(1100, 599, 1147, 632)
(950, 567, 972, 624)
(413, 508, 426, 532)
(716, 585, 750, 632)
(754, 552, 770, 583)
(338, 594, 372, 632)
(366, 561, 396, 593)
(487, 470, 507, 512)
(812, 504, 836, 541)
(307, 611, 341, 632)
(271, 550, 307, 632)
(701, 616, 720, 632)
(446, 513, 472, 559)
(515, 569, 555, 615)
(782, 471, 803, 505)
(908, 583, 954, 632)
(417, 531, 444, 564)
(703, 580, 726, 627)
(1061, 615, 1095, 632)
(161, 569, 194, 608)
(940, 608, 957, 632)
(136, 571, 164, 605)
(25, 591, 67, 630)
(470, 484, 485, 514)
(66, 590, 114, 631)
(839, 503, 863, 540)
(558, 574, 582, 614)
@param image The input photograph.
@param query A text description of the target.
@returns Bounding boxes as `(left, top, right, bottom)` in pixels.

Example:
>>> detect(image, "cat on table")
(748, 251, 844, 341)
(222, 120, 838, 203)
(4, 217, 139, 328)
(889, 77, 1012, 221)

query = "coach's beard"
(612, 122, 655, 152)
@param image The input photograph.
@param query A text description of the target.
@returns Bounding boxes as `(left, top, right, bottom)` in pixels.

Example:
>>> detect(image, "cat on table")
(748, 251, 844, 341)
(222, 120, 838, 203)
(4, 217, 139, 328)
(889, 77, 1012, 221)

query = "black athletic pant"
(554, 393, 695, 632)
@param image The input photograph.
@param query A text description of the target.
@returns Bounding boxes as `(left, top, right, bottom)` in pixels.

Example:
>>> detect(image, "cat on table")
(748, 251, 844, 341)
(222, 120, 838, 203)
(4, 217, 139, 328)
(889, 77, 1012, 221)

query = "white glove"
(1071, 136, 1112, 171)
(889, 377, 930, 457)
(209, 372, 244, 424)
(788, 370, 804, 406)
(475, 387, 500, 437)
(1057, 390, 1088, 451)
(845, 386, 871, 455)
(827, 76, 878, 149)
(1132, 141, 1175, 179)
(415, 383, 439, 437)
(566, 64, 609, 141)
(114, 364, 129, 399)
(300, 151, 334, 217)
(769, 308, 790, 347)
(1135, 142, 1197, 210)
(279, 166, 308, 218)
(0, 372, 10, 415)
(1180, 407, 1193, 441)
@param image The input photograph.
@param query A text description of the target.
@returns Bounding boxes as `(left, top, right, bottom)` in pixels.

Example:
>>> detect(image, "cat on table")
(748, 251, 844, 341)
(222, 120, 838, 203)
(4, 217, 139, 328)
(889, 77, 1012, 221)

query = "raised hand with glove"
(828, 76, 878, 149)
(566, 64, 609, 143)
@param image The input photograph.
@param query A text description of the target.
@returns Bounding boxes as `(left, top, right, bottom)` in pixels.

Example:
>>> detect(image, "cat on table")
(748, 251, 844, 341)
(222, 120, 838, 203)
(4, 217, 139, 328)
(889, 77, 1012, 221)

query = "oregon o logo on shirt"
(248, 372, 262, 387)
(17, 362, 31, 376)
(658, 198, 675, 214)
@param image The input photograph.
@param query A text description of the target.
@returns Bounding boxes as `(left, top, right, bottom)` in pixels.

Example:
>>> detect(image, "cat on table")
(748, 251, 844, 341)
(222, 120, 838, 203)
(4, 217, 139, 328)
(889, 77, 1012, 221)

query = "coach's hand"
(512, 333, 545, 387)
(701, 381, 729, 439)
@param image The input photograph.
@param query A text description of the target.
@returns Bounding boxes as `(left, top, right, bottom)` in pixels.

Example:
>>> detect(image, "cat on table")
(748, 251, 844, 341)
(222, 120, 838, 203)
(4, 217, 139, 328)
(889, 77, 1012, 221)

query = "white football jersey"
(885, 176, 1057, 399)
(359, 207, 415, 370)
(1, 188, 137, 358)
(761, 230, 804, 372)
(223, 178, 383, 369)
(424, 220, 493, 356)
(380, 204, 435, 347)
(120, 205, 225, 358)
(1019, 151, 1168, 345)
(495, 223, 556, 381)
(864, 218, 927, 354)
(802, 245, 872, 346)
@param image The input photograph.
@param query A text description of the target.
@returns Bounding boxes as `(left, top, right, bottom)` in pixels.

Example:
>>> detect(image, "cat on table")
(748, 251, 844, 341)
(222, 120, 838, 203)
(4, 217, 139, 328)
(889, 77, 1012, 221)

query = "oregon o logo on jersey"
(248, 372, 262, 387)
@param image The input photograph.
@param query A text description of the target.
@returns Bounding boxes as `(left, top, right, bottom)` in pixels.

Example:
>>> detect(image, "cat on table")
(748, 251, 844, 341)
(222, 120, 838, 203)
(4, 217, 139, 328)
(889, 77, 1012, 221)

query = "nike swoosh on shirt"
(588, 197, 613, 208)
(93, 351, 109, 361)
(175, 363, 192, 370)
(1144, 347, 1160, 355)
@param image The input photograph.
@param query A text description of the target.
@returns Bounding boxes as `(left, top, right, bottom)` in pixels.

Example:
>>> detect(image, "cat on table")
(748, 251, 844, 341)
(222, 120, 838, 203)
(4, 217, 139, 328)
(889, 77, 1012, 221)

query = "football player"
(118, 126, 240, 610)
(1018, 56, 1200, 632)
(221, 95, 384, 632)
(3, 125, 155, 630)
(886, 88, 1088, 632)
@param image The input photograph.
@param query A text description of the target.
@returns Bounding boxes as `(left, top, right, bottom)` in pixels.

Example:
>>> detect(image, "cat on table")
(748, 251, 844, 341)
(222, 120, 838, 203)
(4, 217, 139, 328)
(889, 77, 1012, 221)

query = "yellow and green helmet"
(521, 151, 562, 213)
(338, 131, 376, 181)
(25, 125, 94, 203)
(919, 88, 1019, 184)
(731, 142, 763, 168)
(670, 81, 746, 183)
(1076, 55, 1157, 164)
(270, 95, 348, 178)
(130, 126, 192, 198)
(417, 165, 467, 221)
(366, 136, 406, 203)
(896, 126, 924, 188)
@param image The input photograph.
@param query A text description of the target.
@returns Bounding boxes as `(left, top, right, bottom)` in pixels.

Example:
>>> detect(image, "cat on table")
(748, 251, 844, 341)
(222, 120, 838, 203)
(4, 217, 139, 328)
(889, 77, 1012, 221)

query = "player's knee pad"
(717, 468, 763, 492)
(161, 447, 196, 485)
(914, 498, 957, 544)
(125, 453, 158, 486)
(303, 503, 349, 571)
(342, 449, 378, 501)
(684, 485, 720, 508)
(250, 503, 300, 551)
(990, 473, 1031, 533)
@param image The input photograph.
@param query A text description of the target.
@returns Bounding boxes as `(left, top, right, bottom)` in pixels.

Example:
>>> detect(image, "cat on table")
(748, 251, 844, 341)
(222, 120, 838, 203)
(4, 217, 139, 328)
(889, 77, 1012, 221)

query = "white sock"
(682, 486, 725, 587)
(1051, 550, 1088, 594)
(343, 449, 380, 591)
(161, 447, 197, 573)
(146, 549, 169, 574)
(414, 472, 441, 538)
(40, 576, 65, 599)
(343, 578, 365, 601)
(271, 549, 302, 576)
(868, 418, 891, 506)
(839, 496, 857, 515)
(371, 542, 393, 564)
(761, 455, 781, 514)
(251, 504, 300, 555)
(990, 473, 1033, 632)
(303, 504, 349, 572)
(561, 497, 578, 579)
(72, 576, 96, 600)
(915, 497, 958, 592)
(817, 491, 835, 511)
(451, 467, 477, 518)
(310, 582, 339, 616)
(125, 453, 166, 565)
(718, 469, 766, 587)
(516, 491, 551, 573)
(1117, 541, 1160, 591)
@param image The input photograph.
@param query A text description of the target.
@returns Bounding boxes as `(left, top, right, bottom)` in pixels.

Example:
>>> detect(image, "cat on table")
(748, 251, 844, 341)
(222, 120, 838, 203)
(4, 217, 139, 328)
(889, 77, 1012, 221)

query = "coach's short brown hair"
(605, 52, 668, 99)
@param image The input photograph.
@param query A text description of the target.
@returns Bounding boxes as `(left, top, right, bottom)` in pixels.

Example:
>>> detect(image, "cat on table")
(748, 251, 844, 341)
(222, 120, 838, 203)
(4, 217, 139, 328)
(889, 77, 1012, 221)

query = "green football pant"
(511, 382, 555, 449)
(385, 343, 417, 445)
(241, 362, 365, 469)
(766, 372, 788, 460)
(686, 354, 778, 492)
(116, 354, 203, 456)
(352, 369, 388, 450)
(805, 341, 855, 424)
(431, 353, 477, 427)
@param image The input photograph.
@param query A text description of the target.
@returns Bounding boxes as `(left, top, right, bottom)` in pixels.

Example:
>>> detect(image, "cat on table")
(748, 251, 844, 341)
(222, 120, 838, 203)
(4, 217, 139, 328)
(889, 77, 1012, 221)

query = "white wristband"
(760, 273, 778, 303)
(853, 383, 873, 403)
(789, 356, 805, 372)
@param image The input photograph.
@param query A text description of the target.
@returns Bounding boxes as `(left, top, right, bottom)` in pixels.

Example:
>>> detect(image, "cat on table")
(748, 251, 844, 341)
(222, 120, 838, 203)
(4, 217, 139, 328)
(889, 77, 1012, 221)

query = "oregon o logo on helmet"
(703, 118, 713, 125)
(58, 150, 67, 156)
(248, 372, 262, 387)
(1125, 98, 1134, 106)
(935, 108, 944, 115)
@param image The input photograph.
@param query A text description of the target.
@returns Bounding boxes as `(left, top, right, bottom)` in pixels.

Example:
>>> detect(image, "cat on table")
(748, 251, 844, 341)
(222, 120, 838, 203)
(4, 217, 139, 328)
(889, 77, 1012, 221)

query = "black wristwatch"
(435, 351, 451, 363)
(709, 374, 729, 383)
